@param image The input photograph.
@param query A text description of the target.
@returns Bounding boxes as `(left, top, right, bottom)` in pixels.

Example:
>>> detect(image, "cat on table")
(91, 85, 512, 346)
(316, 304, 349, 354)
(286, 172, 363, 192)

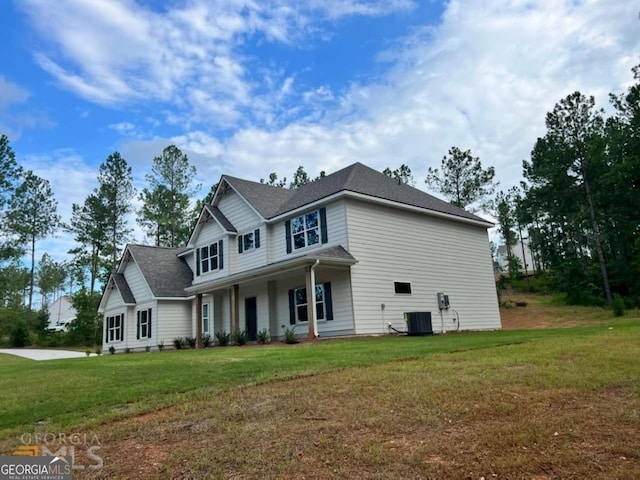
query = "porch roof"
(185, 245, 356, 294)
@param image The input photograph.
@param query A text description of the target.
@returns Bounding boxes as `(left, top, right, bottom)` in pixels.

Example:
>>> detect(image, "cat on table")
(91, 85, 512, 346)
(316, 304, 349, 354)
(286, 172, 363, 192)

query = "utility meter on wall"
(437, 292, 450, 310)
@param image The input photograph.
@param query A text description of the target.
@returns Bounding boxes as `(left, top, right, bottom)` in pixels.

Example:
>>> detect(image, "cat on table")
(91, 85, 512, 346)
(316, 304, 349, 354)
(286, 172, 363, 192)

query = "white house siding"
(235, 225, 268, 273)
(102, 287, 126, 350)
(126, 300, 157, 351)
(157, 300, 192, 347)
(345, 199, 501, 335)
(268, 199, 349, 264)
(123, 260, 153, 304)
(47, 296, 76, 328)
(217, 189, 261, 232)
(191, 236, 230, 285)
(275, 268, 355, 339)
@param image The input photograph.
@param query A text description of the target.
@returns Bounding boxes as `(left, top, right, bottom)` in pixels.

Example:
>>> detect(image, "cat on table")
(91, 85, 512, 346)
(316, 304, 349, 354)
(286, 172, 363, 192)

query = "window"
(136, 308, 152, 340)
(197, 240, 224, 275)
(202, 303, 210, 335)
(288, 283, 333, 324)
(285, 208, 327, 253)
(394, 282, 412, 294)
(238, 229, 261, 253)
(106, 314, 124, 342)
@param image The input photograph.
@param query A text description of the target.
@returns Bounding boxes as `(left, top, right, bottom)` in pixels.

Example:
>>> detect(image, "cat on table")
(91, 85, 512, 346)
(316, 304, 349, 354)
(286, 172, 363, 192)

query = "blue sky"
(1, 0, 639, 268)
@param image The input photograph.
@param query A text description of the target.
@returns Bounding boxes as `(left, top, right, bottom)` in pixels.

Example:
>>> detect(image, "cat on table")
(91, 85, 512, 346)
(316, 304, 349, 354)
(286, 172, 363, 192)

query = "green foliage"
(260, 172, 287, 187)
(158, 340, 165, 351)
(232, 330, 249, 346)
(383, 164, 415, 186)
(201, 333, 213, 347)
(215, 330, 230, 346)
(145, 345, 151, 352)
(138, 145, 200, 247)
(256, 328, 270, 344)
(10, 320, 29, 347)
(173, 337, 185, 349)
(185, 336, 197, 348)
(425, 146, 497, 210)
(37, 254, 67, 307)
(0, 263, 29, 309)
(283, 327, 299, 344)
(69, 289, 102, 346)
(612, 294, 625, 317)
(109, 345, 116, 355)
(289, 166, 311, 189)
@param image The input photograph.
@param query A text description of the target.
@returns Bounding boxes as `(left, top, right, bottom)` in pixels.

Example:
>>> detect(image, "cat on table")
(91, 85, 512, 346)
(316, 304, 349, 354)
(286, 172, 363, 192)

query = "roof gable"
(126, 245, 193, 298)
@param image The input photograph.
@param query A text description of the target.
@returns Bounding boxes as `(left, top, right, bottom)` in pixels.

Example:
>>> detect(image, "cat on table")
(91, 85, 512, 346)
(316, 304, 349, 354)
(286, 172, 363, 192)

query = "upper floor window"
(238, 229, 261, 254)
(285, 207, 327, 253)
(197, 240, 224, 275)
(136, 308, 152, 340)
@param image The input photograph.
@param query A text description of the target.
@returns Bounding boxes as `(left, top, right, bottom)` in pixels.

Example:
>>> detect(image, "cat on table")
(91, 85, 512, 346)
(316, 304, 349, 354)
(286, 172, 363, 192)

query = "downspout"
(310, 259, 320, 337)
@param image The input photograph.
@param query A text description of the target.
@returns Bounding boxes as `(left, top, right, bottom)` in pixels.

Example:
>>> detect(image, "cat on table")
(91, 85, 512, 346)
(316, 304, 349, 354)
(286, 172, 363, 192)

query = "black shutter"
(254, 229, 260, 248)
(136, 311, 140, 340)
(119, 315, 124, 342)
(219, 240, 224, 269)
(238, 235, 243, 254)
(288, 289, 296, 325)
(196, 249, 201, 276)
(285, 220, 292, 254)
(148, 309, 152, 338)
(320, 207, 328, 244)
(105, 317, 109, 344)
(324, 282, 333, 320)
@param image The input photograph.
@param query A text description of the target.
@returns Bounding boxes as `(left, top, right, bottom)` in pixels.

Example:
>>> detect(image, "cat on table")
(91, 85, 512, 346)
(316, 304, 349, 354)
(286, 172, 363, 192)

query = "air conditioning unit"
(404, 312, 433, 336)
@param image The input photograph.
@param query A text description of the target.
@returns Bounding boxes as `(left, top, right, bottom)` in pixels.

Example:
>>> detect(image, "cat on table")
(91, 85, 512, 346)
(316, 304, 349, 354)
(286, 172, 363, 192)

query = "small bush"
(232, 330, 249, 346)
(612, 294, 625, 317)
(173, 337, 185, 349)
(515, 301, 528, 307)
(125, 348, 131, 354)
(10, 320, 30, 347)
(499, 300, 514, 309)
(215, 331, 230, 346)
(185, 336, 197, 348)
(94, 347, 101, 355)
(109, 345, 116, 355)
(283, 327, 299, 344)
(145, 345, 151, 352)
(256, 328, 270, 344)
(85, 350, 91, 357)
(201, 333, 213, 347)
(157, 340, 164, 351)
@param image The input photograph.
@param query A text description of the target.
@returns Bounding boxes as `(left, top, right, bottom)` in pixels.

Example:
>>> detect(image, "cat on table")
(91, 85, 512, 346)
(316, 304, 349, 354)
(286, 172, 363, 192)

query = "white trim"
(185, 204, 237, 249)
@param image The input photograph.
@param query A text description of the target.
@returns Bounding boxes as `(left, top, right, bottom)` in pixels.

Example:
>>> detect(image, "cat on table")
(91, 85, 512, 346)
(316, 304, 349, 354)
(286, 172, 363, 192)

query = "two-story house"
(99, 162, 501, 352)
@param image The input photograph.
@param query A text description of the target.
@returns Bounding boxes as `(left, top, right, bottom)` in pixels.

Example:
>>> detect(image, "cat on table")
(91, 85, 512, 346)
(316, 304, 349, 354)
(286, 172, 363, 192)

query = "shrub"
(185, 336, 197, 348)
(94, 347, 101, 355)
(215, 331, 230, 346)
(283, 327, 299, 344)
(201, 334, 213, 347)
(85, 350, 91, 357)
(109, 345, 116, 355)
(157, 340, 164, 351)
(145, 345, 151, 352)
(256, 328, 270, 344)
(125, 348, 131, 354)
(499, 300, 514, 309)
(10, 320, 29, 347)
(515, 301, 528, 307)
(612, 294, 625, 317)
(232, 330, 249, 346)
(173, 337, 185, 349)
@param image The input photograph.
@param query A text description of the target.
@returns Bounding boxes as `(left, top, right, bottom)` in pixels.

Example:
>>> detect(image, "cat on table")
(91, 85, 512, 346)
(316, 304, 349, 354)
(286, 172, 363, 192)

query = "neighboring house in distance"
(99, 162, 501, 352)
(496, 237, 535, 275)
(46, 296, 77, 332)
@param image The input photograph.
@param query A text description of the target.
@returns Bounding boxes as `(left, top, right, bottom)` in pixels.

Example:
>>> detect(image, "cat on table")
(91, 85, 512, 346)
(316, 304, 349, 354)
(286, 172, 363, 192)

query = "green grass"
(0, 318, 636, 446)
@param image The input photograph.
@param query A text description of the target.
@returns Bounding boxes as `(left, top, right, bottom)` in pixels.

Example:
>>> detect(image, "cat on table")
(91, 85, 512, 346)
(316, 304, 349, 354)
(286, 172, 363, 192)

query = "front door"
(245, 297, 257, 341)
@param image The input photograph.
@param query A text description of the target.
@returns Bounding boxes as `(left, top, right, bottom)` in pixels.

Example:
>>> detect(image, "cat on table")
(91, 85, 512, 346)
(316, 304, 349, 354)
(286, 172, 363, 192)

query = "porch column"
(196, 293, 203, 348)
(230, 284, 240, 334)
(305, 266, 318, 340)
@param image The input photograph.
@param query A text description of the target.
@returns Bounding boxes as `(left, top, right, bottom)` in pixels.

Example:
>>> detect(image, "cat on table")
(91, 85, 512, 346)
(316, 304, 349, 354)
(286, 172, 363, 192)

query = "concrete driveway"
(0, 349, 94, 361)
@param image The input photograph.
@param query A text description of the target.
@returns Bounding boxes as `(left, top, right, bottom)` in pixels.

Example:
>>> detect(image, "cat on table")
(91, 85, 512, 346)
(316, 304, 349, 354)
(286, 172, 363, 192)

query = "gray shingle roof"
(220, 175, 295, 219)
(206, 205, 237, 232)
(127, 245, 193, 298)
(304, 245, 356, 262)
(112, 273, 136, 304)
(223, 162, 489, 224)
